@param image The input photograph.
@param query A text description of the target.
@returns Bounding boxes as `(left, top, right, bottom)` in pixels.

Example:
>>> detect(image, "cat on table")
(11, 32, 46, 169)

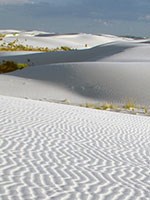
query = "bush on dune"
(0, 34, 6, 40)
(0, 60, 28, 73)
(60, 46, 72, 51)
(123, 101, 136, 110)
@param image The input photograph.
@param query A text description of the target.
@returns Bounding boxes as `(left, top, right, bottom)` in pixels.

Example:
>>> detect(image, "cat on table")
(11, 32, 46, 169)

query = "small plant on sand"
(84, 103, 97, 109)
(0, 34, 6, 40)
(81, 102, 117, 110)
(100, 103, 117, 110)
(60, 46, 72, 51)
(13, 33, 18, 36)
(123, 101, 136, 111)
(0, 60, 28, 73)
(143, 106, 148, 114)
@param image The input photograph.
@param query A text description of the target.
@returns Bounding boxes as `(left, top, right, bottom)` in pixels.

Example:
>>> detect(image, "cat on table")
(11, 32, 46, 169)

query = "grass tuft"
(123, 101, 136, 110)
(0, 34, 6, 40)
(100, 103, 117, 110)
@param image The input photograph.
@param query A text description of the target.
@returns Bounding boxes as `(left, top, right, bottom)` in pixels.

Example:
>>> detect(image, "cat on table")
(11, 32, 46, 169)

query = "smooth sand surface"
(0, 33, 150, 105)
(0, 62, 150, 105)
(0, 95, 150, 200)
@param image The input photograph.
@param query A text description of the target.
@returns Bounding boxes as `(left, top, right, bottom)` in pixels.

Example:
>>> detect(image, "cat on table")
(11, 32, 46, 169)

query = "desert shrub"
(84, 103, 96, 109)
(123, 101, 136, 110)
(60, 46, 72, 51)
(0, 34, 5, 37)
(13, 33, 18, 36)
(0, 34, 6, 40)
(100, 103, 117, 110)
(143, 106, 148, 114)
(0, 60, 28, 73)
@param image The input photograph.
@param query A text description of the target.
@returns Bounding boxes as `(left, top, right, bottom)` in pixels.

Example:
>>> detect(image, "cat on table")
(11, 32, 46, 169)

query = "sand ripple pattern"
(0, 96, 150, 200)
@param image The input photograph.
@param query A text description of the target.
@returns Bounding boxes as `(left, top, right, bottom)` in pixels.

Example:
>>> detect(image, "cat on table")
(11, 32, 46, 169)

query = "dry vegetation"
(0, 34, 6, 40)
(0, 39, 72, 52)
(80, 101, 149, 115)
(0, 60, 28, 73)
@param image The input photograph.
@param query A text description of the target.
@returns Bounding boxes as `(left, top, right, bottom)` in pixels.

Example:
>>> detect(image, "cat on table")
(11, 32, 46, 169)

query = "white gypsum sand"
(0, 95, 150, 200)
(0, 30, 132, 50)
(1, 62, 150, 105)
(0, 37, 150, 105)
(0, 30, 150, 200)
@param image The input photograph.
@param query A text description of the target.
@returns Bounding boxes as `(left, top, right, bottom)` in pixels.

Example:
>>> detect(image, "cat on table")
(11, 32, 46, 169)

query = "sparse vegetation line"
(80, 101, 149, 116)
(0, 39, 72, 52)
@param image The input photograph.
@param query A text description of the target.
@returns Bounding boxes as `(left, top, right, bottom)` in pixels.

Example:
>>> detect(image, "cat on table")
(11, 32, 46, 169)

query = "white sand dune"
(0, 30, 132, 50)
(0, 51, 39, 56)
(0, 62, 150, 105)
(102, 44, 150, 62)
(0, 31, 150, 199)
(0, 74, 88, 103)
(0, 30, 150, 105)
(0, 42, 144, 65)
(0, 95, 150, 199)
(0, 37, 150, 105)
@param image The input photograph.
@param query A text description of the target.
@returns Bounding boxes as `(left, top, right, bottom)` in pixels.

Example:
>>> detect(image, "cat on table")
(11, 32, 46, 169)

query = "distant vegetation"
(60, 46, 72, 51)
(0, 34, 6, 40)
(123, 101, 136, 110)
(83, 102, 117, 110)
(0, 39, 72, 52)
(0, 60, 28, 73)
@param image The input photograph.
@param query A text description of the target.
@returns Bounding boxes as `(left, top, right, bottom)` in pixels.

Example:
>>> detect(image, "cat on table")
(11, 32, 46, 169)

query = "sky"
(0, 0, 150, 36)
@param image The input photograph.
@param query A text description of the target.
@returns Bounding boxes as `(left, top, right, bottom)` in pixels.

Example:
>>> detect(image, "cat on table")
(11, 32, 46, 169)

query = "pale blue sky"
(0, 0, 150, 36)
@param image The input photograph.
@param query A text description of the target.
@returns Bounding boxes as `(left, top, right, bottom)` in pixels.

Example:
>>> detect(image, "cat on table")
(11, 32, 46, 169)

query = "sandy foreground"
(0, 95, 150, 200)
(0, 30, 150, 199)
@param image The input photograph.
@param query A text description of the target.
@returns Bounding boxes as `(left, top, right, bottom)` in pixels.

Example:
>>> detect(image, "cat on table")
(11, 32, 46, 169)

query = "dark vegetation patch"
(0, 60, 28, 73)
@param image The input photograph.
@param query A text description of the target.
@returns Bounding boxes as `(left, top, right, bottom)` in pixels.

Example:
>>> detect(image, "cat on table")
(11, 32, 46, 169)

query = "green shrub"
(0, 34, 6, 40)
(60, 46, 72, 51)
(0, 60, 28, 73)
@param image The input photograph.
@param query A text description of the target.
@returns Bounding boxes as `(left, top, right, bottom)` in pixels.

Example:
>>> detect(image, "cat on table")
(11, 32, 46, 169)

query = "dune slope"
(0, 31, 150, 105)
(0, 61, 149, 105)
(0, 95, 150, 200)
